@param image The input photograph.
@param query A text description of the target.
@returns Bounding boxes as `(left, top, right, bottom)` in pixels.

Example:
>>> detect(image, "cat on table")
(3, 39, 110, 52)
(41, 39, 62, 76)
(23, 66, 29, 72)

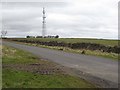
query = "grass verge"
(3, 69, 94, 88)
(19, 42, 118, 60)
(2, 45, 95, 88)
(38, 45, 118, 60)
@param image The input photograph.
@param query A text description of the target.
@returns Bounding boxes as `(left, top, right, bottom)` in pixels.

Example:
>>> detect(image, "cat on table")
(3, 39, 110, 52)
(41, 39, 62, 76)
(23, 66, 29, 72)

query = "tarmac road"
(3, 41, 118, 88)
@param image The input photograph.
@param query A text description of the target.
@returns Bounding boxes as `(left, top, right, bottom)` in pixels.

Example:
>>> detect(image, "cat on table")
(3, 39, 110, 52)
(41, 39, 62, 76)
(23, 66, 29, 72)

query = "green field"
(25, 38, 118, 46)
(2, 45, 95, 88)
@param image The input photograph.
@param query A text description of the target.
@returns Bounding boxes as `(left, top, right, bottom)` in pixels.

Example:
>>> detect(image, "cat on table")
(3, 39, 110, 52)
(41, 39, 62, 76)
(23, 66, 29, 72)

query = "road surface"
(3, 41, 118, 88)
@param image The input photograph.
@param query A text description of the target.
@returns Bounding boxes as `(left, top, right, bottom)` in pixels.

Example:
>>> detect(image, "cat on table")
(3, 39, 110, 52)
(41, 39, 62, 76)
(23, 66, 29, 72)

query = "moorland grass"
(3, 69, 94, 88)
(2, 46, 95, 88)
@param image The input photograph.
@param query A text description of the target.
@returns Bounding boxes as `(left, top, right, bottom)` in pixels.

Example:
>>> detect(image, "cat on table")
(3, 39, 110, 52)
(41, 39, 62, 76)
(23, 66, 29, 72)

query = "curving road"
(3, 41, 118, 88)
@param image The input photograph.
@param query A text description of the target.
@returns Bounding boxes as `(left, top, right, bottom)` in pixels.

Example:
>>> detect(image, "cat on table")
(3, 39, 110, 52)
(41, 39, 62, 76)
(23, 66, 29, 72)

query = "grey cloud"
(1, 0, 118, 39)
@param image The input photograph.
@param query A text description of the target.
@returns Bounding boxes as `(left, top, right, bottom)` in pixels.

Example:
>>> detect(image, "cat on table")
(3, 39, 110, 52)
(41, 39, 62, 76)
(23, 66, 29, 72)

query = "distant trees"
(47, 35, 59, 38)
(26, 36, 35, 38)
(26, 36, 30, 38)
(36, 36, 42, 38)
(55, 35, 59, 38)
(26, 35, 59, 38)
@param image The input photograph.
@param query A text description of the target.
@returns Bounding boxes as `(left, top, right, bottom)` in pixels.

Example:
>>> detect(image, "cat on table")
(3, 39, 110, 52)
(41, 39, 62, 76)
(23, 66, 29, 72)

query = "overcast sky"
(1, 0, 119, 39)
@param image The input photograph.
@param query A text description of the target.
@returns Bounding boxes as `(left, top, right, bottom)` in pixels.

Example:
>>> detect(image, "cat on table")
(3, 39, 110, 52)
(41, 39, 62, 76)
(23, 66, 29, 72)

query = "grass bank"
(39, 45, 118, 60)
(2, 45, 95, 88)
(16, 42, 118, 60)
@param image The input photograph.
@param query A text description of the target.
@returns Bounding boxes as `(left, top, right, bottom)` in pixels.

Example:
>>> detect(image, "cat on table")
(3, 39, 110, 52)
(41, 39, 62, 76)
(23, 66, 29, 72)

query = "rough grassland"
(2, 46, 95, 88)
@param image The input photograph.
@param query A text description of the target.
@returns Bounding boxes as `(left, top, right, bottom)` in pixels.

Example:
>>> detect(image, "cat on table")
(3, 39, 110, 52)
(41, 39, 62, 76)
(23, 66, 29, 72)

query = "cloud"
(1, 0, 119, 39)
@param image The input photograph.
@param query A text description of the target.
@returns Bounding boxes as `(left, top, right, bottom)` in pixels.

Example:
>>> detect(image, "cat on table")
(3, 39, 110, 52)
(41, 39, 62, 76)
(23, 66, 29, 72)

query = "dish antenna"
(1, 30, 7, 38)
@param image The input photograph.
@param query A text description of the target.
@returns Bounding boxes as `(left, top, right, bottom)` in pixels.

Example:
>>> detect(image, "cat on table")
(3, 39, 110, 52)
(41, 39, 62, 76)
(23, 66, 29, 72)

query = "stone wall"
(8, 38, 120, 54)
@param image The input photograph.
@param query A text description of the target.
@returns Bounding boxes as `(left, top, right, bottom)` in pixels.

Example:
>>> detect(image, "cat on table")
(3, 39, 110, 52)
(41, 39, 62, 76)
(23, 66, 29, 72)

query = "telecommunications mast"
(42, 7, 46, 37)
